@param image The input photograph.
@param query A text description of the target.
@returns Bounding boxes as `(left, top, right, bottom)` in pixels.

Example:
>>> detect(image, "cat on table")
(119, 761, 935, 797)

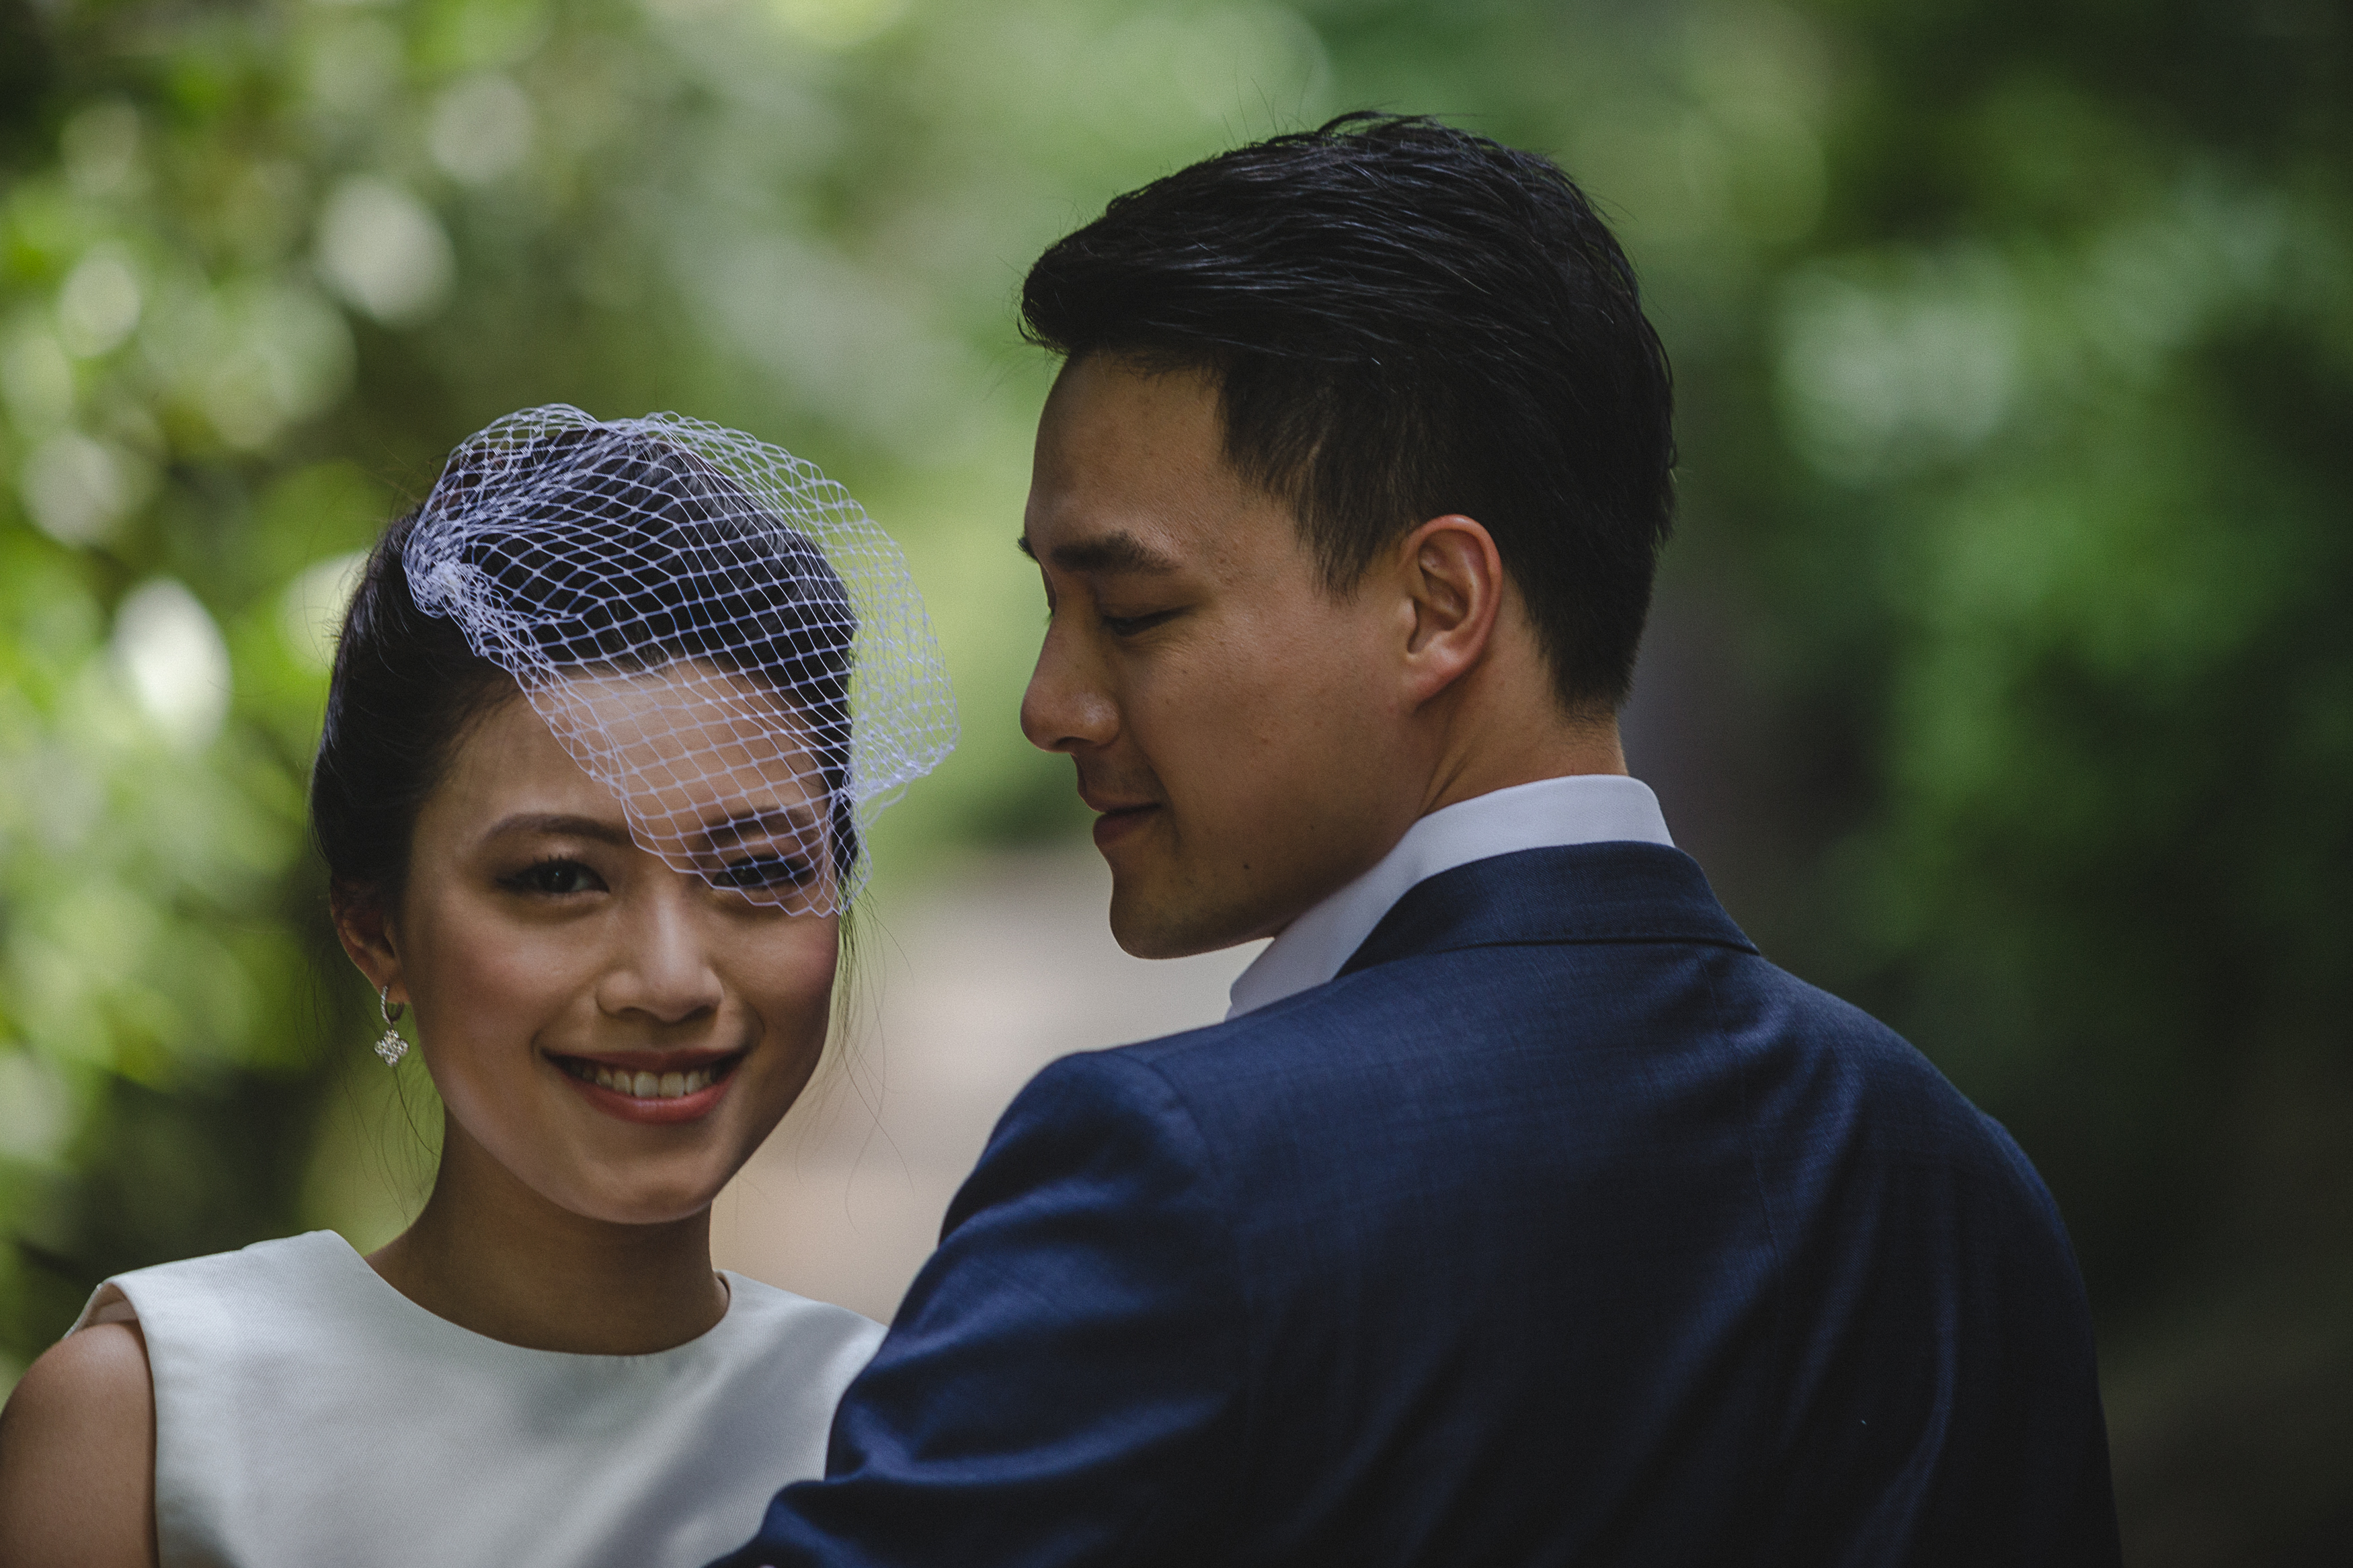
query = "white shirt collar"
(1224, 774, 1675, 1020)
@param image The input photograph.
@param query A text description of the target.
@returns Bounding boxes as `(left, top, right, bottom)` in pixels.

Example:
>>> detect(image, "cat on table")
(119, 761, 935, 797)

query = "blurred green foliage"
(1, 0, 2346, 1557)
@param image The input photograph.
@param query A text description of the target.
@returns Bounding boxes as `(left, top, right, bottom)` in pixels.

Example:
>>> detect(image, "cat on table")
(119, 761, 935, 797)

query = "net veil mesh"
(404, 405, 955, 913)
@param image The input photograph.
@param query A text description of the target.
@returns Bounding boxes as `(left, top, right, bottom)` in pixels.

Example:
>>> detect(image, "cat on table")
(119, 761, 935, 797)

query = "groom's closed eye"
(1097, 608, 1183, 637)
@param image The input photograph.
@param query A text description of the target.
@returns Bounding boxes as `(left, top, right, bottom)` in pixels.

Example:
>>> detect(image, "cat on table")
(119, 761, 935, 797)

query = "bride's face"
(375, 671, 839, 1227)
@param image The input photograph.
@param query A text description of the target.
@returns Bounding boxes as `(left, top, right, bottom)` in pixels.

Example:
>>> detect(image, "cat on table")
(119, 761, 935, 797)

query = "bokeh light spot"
(315, 178, 456, 326)
(430, 74, 536, 184)
(57, 248, 143, 358)
(112, 580, 233, 749)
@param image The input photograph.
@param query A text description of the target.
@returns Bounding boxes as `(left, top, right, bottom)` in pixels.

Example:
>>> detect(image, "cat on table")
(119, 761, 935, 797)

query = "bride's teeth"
(572, 1060, 729, 1098)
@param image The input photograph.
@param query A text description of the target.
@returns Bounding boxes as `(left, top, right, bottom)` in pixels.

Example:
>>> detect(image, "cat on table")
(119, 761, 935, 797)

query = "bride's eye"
(502, 858, 606, 897)
(709, 852, 816, 891)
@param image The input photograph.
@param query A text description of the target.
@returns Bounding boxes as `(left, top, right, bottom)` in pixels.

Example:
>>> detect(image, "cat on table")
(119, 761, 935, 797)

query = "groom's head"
(1018, 114, 1674, 958)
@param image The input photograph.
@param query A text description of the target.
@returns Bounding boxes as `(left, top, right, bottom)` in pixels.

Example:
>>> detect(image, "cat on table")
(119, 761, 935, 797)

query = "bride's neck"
(366, 1120, 729, 1356)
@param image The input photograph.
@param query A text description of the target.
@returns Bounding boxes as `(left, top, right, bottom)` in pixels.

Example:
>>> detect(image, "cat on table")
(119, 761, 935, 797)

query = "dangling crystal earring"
(374, 985, 408, 1066)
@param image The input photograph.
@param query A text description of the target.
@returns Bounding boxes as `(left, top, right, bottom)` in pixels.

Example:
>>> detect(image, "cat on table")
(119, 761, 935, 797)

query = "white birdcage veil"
(403, 405, 955, 911)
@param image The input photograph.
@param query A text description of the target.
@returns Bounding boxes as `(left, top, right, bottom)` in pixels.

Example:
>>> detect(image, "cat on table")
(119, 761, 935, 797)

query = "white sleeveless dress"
(72, 1231, 883, 1568)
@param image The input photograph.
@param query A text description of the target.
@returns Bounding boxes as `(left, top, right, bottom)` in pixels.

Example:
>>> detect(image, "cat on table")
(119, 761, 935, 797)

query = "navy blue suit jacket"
(717, 844, 2119, 1566)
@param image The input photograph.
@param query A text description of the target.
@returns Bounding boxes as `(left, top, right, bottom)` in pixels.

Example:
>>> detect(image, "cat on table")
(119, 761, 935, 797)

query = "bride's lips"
(549, 1048, 746, 1125)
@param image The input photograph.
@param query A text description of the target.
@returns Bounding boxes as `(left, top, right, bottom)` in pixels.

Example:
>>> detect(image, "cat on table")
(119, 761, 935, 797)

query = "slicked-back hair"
(1021, 112, 1675, 712)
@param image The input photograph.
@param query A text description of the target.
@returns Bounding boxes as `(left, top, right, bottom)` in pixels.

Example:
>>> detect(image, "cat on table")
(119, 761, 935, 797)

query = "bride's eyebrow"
(479, 813, 635, 848)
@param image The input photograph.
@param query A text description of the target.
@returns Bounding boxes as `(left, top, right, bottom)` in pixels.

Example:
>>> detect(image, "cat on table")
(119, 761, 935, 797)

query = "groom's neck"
(1403, 605, 1632, 823)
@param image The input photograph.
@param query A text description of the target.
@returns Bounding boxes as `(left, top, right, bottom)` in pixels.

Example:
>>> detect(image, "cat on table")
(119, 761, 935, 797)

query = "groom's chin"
(1105, 885, 1201, 960)
(1105, 872, 1266, 962)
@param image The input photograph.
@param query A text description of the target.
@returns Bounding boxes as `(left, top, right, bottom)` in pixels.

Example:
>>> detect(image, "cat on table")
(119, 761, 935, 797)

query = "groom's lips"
(1079, 786, 1160, 851)
(1091, 804, 1157, 850)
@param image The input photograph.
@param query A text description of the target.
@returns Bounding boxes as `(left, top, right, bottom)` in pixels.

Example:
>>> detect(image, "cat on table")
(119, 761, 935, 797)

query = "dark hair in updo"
(311, 427, 859, 906)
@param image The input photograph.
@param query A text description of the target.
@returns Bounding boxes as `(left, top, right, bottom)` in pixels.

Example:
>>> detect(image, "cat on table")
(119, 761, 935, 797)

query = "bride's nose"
(596, 889, 723, 1024)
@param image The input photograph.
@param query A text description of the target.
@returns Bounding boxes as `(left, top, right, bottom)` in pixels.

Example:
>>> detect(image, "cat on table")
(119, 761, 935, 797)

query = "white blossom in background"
(315, 177, 455, 326)
(430, 75, 535, 185)
(56, 249, 143, 358)
(112, 579, 232, 750)
(19, 431, 151, 546)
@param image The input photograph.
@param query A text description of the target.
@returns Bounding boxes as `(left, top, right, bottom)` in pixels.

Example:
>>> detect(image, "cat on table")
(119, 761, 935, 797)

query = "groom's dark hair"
(1021, 112, 1675, 714)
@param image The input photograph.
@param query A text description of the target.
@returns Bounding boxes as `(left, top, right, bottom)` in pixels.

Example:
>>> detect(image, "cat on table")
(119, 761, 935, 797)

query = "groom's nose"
(1021, 622, 1118, 755)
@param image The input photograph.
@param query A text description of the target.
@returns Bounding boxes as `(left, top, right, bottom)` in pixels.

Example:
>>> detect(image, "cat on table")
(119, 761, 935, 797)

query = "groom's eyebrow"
(1016, 530, 1179, 575)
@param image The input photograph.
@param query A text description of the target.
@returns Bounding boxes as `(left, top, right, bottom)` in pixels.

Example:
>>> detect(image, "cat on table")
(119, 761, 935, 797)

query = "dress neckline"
(305, 1229, 747, 1363)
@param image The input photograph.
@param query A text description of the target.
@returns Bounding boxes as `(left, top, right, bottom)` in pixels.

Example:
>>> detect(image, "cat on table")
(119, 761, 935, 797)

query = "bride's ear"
(331, 884, 404, 1001)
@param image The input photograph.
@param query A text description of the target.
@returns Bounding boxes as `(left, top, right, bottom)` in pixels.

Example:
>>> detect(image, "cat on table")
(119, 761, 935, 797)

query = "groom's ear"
(1392, 514, 1507, 707)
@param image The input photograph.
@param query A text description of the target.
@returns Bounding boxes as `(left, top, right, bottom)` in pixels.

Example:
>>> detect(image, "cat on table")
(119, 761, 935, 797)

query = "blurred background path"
(711, 850, 1259, 1321)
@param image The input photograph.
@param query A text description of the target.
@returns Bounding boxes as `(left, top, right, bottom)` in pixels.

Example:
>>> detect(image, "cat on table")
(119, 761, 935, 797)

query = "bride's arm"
(0, 1321, 159, 1568)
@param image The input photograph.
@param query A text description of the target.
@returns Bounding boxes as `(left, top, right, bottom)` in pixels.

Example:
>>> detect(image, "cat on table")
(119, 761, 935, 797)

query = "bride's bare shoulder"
(0, 1321, 159, 1567)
